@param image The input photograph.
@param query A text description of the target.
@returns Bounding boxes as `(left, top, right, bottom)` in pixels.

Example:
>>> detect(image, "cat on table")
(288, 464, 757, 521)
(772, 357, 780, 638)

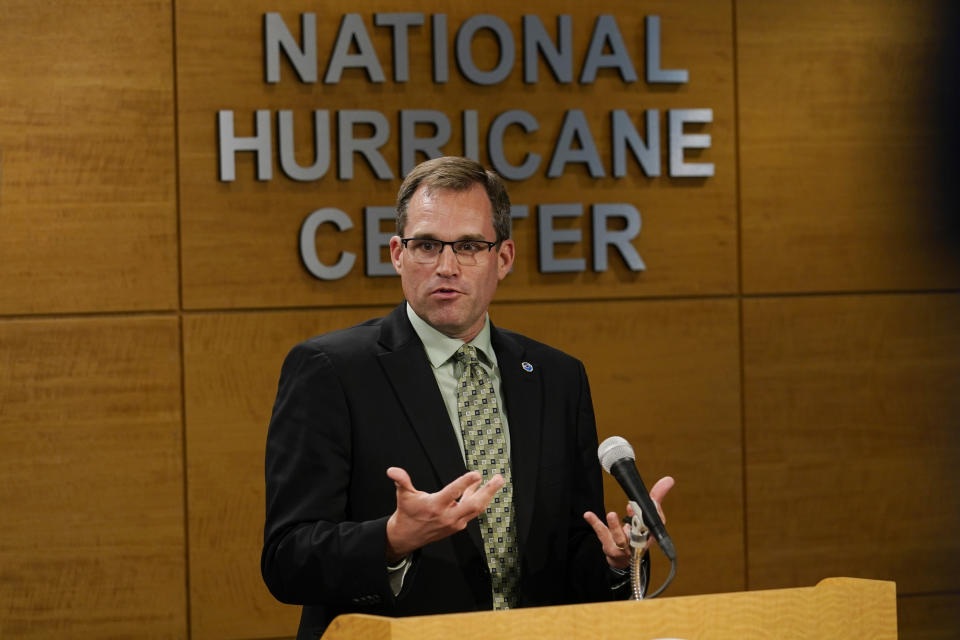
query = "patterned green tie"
(454, 344, 518, 609)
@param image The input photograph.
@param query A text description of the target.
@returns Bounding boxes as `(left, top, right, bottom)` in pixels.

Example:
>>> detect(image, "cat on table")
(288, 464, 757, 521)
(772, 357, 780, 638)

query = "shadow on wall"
(933, 1, 960, 254)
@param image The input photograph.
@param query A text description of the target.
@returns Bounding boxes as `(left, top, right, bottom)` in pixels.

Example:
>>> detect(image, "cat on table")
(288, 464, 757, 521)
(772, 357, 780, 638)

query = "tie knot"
(454, 344, 480, 366)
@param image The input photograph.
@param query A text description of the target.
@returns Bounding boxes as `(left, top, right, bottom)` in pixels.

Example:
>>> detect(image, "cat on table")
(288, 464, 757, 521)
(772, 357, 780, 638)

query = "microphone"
(597, 436, 676, 561)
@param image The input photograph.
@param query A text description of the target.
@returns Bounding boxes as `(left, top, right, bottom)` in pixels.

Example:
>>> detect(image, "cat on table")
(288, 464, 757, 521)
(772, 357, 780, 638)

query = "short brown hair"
(396, 156, 511, 243)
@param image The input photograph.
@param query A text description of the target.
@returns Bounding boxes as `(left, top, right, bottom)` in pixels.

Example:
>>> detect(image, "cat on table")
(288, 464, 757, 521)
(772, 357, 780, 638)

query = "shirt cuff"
(387, 555, 412, 596)
(609, 564, 630, 590)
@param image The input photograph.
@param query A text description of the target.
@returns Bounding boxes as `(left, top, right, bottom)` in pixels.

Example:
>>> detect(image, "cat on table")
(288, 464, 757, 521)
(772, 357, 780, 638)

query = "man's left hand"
(582, 476, 674, 569)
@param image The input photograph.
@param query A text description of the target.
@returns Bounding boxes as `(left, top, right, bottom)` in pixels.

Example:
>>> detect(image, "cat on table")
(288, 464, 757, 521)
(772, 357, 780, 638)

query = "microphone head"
(597, 436, 635, 473)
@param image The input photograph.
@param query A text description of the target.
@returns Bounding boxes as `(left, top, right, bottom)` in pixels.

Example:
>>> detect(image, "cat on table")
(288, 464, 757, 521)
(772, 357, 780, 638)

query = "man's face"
(389, 183, 515, 342)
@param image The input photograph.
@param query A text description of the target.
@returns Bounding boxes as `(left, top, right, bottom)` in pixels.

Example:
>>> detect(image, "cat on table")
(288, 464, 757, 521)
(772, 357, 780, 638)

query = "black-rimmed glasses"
(400, 238, 499, 265)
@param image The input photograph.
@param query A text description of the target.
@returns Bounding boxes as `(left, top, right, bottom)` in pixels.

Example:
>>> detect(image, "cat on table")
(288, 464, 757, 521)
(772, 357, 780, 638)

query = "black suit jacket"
(262, 303, 620, 639)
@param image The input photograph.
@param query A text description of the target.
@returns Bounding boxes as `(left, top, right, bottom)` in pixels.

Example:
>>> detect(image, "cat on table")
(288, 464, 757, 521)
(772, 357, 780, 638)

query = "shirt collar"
(405, 302, 497, 369)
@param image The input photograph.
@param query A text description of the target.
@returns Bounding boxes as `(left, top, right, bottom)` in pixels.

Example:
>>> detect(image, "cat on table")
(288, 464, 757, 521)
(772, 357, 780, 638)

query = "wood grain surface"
(897, 593, 960, 640)
(320, 577, 897, 640)
(743, 293, 960, 593)
(0, 316, 185, 638)
(183, 307, 394, 639)
(738, 0, 960, 293)
(0, 0, 178, 314)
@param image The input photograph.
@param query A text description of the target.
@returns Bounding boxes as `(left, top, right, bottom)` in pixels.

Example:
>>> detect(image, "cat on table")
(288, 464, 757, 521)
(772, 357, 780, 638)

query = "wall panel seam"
(731, 0, 750, 593)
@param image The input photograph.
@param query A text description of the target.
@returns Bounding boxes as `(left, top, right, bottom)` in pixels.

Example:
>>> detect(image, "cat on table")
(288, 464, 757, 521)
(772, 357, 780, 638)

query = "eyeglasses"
(400, 237, 499, 265)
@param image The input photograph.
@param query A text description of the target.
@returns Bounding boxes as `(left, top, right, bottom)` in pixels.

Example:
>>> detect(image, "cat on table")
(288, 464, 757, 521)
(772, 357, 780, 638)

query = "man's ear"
(497, 239, 516, 280)
(389, 236, 404, 273)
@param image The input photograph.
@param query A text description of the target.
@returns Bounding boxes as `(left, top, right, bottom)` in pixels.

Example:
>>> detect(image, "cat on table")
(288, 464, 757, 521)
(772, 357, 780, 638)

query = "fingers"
(386, 466, 414, 492)
(648, 476, 675, 523)
(582, 511, 608, 542)
(457, 473, 504, 513)
(582, 511, 624, 547)
(385, 468, 506, 557)
(605, 511, 624, 544)
(584, 510, 631, 569)
(435, 470, 484, 504)
(388, 467, 499, 515)
(648, 476, 675, 504)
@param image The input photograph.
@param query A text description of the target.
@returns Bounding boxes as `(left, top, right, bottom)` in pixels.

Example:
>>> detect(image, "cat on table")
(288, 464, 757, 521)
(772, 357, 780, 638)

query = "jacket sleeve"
(260, 341, 394, 608)
(564, 359, 631, 602)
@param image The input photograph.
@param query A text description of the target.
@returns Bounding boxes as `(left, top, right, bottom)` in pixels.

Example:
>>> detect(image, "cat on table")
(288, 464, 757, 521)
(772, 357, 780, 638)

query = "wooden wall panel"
(737, 0, 960, 294)
(176, 0, 736, 309)
(183, 308, 392, 639)
(492, 298, 744, 596)
(0, 0, 178, 314)
(0, 316, 185, 637)
(743, 294, 960, 594)
(897, 593, 960, 640)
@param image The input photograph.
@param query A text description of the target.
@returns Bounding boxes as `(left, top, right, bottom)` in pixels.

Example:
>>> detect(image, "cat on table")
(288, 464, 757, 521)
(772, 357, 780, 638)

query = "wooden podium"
(320, 577, 897, 639)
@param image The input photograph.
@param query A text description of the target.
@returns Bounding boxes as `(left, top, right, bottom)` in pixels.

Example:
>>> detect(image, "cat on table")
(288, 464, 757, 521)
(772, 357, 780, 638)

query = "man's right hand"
(384, 466, 504, 563)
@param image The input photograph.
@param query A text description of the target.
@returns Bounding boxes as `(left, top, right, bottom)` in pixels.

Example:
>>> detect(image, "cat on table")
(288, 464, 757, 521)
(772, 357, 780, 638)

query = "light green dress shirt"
(405, 302, 512, 458)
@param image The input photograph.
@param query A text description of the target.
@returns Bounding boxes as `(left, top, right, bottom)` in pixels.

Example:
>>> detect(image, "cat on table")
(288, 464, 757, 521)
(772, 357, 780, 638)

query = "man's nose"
(434, 245, 460, 275)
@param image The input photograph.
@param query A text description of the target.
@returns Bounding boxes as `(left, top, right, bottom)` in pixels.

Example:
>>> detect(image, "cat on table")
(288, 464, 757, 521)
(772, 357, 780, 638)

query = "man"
(262, 156, 672, 639)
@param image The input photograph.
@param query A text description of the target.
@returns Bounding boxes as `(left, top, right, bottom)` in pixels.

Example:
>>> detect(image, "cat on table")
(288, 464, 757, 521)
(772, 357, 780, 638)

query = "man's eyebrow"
(409, 233, 487, 241)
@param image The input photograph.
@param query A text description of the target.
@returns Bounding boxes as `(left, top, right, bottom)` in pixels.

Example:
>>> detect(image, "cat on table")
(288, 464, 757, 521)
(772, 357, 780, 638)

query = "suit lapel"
(376, 304, 484, 552)
(377, 304, 468, 488)
(492, 326, 542, 548)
